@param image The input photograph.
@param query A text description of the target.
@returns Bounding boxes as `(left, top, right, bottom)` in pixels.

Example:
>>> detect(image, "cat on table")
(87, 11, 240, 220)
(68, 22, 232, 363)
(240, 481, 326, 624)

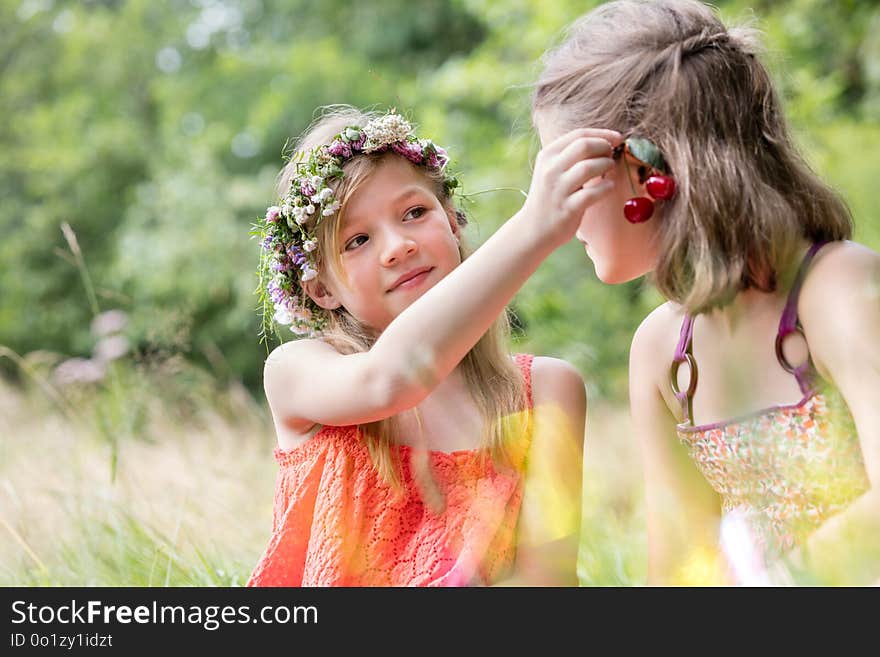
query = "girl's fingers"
(558, 157, 615, 194)
(564, 179, 615, 217)
(545, 128, 623, 155)
(558, 136, 614, 170)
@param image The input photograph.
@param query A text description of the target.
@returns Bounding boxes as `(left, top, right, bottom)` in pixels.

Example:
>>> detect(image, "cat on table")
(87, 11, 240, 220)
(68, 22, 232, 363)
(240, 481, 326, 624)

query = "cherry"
(645, 175, 676, 200)
(623, 197, 654, 223)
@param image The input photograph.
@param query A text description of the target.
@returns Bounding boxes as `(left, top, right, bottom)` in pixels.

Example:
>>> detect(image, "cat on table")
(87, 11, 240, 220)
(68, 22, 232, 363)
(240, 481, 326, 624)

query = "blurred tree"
(1, 0, 877, 401)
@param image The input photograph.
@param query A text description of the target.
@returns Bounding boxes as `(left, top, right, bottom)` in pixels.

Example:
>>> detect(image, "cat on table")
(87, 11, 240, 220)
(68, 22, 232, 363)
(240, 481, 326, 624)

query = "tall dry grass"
(0, 362, 645, 586)
(0, 365, 278, 586)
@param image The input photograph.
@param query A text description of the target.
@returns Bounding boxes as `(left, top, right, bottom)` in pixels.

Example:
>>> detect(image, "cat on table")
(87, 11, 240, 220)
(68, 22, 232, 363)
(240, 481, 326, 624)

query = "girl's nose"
(381, 232, 418, 267)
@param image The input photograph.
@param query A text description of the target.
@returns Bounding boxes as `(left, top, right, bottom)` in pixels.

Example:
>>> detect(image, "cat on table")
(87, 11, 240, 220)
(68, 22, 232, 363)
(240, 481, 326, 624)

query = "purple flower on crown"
(391, 141, 424, 164)
(267, 279, 285, 305)
(300, 180, 316, 197)
(270, 257, 293, 272)
(350, 134, 366, 152)
(424, 144, 448, 170)
(327, 140, 352, 158)
(265, 206, 281, 223)
(288, 244, 307, 266)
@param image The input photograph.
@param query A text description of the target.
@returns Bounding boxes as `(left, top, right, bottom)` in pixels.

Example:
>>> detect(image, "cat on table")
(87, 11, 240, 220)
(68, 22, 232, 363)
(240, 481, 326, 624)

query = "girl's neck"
(700, 238, 811, 334)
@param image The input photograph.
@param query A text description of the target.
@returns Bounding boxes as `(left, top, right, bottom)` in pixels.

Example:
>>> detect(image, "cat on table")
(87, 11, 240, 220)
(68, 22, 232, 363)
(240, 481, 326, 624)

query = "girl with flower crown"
(247, 107, 621, 586)
(532, 0, 880, 584)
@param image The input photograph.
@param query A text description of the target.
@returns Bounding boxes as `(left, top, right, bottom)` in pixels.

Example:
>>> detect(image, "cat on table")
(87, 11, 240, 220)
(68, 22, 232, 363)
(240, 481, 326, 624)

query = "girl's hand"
(522, 128, 622, 248)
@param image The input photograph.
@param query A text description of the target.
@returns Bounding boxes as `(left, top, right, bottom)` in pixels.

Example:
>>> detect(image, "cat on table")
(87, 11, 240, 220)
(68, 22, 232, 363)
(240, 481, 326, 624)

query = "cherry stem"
(624, 152, 638, 196)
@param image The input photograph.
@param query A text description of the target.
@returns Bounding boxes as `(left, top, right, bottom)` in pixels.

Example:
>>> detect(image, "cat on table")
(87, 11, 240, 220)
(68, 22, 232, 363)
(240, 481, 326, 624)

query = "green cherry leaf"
(625, 137, 666, 171)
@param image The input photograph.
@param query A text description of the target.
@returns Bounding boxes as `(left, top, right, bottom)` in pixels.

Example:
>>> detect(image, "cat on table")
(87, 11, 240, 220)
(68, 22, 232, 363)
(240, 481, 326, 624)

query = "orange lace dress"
(247, 354, 534, 587)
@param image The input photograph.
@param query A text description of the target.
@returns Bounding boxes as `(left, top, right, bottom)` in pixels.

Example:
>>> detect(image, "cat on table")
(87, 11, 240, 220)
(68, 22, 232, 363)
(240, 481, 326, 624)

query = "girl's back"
(640, 241, 869, 557)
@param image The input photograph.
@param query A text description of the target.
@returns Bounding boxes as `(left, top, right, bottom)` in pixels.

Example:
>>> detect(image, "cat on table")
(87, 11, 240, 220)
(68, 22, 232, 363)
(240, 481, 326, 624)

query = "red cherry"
(623, 197, 654, 223)
(645, 175, 676, 200)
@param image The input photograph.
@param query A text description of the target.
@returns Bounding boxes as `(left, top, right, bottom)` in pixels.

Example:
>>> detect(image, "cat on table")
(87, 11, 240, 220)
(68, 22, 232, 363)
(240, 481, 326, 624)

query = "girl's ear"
(303, 277, 342, 310)
(445, 207, 462, 241)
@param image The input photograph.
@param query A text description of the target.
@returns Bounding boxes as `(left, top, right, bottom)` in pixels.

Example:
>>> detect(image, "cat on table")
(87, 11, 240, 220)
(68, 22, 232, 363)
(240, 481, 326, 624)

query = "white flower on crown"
(362, 113, 412, 153)
(321, 200, 340, 216)
(300, 265, 318, 282)
(303, 238, 318, 252)
(273, 305, 293, 326)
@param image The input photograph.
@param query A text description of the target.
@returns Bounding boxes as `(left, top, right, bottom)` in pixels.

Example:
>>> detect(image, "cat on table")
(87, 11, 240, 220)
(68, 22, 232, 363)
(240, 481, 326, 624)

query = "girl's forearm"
(785, 488, 880, 585)
(371, 210, 557, 401)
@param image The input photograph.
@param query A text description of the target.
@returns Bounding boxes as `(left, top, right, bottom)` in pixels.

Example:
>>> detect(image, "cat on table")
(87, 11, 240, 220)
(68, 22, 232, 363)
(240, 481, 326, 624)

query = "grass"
(0, 367, 646, 587)
(0, 221, 647, 587)
(0, 367, 278, 587)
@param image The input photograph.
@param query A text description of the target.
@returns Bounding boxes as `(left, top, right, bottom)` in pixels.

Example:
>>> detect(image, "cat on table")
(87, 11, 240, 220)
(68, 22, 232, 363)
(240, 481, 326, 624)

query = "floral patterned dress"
(671, 243, 869, 558)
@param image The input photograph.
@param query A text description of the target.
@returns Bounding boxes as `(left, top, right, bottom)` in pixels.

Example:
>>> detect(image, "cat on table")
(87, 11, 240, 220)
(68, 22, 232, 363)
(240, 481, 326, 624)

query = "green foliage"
(1, 0, 878, 403)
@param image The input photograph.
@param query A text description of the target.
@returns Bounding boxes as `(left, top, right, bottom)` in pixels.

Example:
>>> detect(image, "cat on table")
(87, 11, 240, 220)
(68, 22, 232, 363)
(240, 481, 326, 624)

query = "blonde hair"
(278, 106, 527, 488)
(533, 0, 852, 312)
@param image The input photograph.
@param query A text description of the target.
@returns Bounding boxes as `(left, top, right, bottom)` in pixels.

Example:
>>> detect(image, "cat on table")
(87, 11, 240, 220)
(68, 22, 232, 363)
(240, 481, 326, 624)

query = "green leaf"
(625, 137, 666, 171)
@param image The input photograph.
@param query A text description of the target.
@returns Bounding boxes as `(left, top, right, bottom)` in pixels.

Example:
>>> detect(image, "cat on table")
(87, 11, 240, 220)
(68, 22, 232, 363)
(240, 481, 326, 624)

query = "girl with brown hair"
(533, 0, 879, 584)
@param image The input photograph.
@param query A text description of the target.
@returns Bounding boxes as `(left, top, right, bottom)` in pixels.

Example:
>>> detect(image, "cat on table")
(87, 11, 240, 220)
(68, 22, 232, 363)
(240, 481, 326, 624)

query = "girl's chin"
(594, 262, 649, 285)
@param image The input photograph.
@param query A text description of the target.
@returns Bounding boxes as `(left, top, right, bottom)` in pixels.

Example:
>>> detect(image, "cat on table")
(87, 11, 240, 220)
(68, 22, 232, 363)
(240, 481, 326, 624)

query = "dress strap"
(670, 313, 697, 425)
(775, 241, 830, 395)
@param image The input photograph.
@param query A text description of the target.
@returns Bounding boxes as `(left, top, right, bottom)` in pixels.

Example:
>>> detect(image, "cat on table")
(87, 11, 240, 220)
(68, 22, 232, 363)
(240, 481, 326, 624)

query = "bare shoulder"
(801, 240, 880, 305)
(262, 338, 339, 417)
(630, 301, 682, 374)
(530, 356, 586, 408)
(629, 300, 685, 416)
(800, 240, 880, 373)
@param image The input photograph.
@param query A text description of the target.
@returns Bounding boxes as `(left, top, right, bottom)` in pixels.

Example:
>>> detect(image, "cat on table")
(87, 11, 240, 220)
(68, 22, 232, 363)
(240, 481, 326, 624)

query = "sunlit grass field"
(0, 360, 645, 587)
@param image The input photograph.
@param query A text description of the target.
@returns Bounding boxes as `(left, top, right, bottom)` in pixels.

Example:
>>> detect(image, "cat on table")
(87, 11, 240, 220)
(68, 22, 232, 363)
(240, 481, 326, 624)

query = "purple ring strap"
(778, 241, 828, 338)
(670, 240, 832, 426)
(674, 313, 695, 363)
(776, 240, 830, 394)
(672, 313, 696, 424)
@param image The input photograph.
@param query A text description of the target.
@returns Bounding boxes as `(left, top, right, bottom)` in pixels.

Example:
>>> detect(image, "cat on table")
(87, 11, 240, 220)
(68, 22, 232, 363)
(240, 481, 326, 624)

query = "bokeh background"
(2, 0, 879, 585)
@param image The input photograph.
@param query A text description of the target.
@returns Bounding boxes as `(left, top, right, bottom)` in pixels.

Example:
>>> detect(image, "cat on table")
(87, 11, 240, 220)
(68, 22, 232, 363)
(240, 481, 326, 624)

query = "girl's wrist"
(509, 208, 569, 255)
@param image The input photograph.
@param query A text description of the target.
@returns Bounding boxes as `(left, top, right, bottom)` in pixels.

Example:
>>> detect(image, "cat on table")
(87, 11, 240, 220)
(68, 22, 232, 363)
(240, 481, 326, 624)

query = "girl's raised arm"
(266, 129, 620, 430)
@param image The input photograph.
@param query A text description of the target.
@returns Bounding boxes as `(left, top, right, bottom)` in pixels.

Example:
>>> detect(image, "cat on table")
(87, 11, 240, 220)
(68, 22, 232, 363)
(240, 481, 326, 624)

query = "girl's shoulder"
(799, 240, 880, 376)
(629, 300, 687, 412)
(265, 336, 337, 363)
(801, 240, 879, 299)
(263, 337, 346, 384)
(529, 356, 586, 410)
(630, 300, 685, 364)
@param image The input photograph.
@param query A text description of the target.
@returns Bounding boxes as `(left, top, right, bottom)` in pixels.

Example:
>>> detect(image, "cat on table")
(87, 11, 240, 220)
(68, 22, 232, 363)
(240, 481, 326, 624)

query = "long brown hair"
(533, 0, 852, 312)
(278, 106, 527, 488)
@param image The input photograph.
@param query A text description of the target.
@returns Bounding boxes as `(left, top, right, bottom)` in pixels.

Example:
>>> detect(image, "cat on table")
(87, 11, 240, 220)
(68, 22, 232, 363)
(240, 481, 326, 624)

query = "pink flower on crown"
(327, 140, 352, 158)
(300, 180, 316, 197)
(426, 144, 448, 170)
(265, 206, 281, 223)
(391, 141, 424, 164)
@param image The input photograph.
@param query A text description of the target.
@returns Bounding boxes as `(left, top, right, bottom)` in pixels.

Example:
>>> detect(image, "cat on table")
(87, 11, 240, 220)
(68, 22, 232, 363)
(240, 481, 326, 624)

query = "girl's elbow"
(368, 366, 432, 417)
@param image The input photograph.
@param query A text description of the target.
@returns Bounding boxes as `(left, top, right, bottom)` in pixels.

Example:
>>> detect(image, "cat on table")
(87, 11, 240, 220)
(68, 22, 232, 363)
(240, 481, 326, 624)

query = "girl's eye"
(405, 206, 426, 221)
(344, 235, 368, 251)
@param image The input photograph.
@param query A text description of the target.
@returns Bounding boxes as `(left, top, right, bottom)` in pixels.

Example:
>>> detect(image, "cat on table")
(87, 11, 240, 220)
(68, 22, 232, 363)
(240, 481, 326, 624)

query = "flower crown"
(252, 111, 458, 340)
